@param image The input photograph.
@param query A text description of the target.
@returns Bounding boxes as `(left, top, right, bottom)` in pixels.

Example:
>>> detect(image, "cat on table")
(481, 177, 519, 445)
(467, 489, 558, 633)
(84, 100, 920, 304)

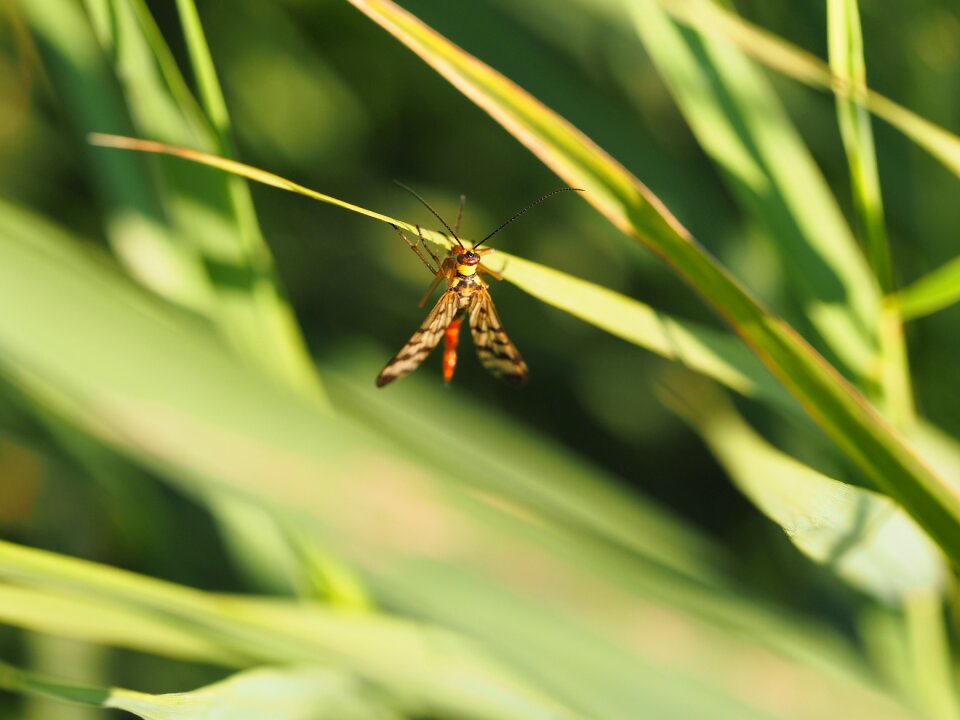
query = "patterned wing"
(377, 290, 460, 387)
(468, 289, 529, 386)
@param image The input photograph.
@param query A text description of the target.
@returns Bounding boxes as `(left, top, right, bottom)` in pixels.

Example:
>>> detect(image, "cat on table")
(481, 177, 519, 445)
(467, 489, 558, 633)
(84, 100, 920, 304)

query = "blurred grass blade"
(628, 0, 880, 390)
(19, 0, 213, 311)
(0, 662, 401, 720)
(108, 667, 402, 720)
(827, 0, 912, 428)
(88, 134, 793, 411)
(663, 375, 945, 605)
(894, 257, 960, 321)
(0, 201, 922, 719)
(653, 0, 960, 182)
(827, 0, 891, 291)
(0, 542, 576, 720)
(26, 0, 323, 399)
(343, 0, 960, 565)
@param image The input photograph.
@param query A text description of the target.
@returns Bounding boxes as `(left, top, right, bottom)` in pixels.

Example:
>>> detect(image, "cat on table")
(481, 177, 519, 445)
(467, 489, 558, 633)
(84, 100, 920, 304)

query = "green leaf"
(0, 661, 401, 720)
(663, 375, 945, 605)
(86, 135, 793, 412)
(107, 667, 401, 720)
(649, 0, 960, 183)
(23, 0, 323, 398)
(827, 0, 892, 291)
(629, 0, 881, 388)
(342, 0, 960, 571)
(894, 256, 960, 321)
(826, 0, 912, 427)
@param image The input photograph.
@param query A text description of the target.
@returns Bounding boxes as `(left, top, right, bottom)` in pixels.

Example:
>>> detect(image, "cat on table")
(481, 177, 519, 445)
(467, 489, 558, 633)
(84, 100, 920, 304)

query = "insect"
(376, 184, 582, 388)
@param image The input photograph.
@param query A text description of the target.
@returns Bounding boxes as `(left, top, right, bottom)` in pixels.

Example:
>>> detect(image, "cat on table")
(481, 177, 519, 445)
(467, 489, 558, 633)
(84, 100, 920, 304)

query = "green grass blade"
(652, 0, 960, 182)
(827, 0, 912, 427)
(895, 257, 960, 321)
(0, 542, 576, 720)
(663, 375, 945, 605)
(827, 0, 892, 291)
(88, 134, 794, 411)
(342, 0, 960, 567)
(28, 0, 323, 399)
(0, 661, 402, 720)
(629, 0, 880, 389)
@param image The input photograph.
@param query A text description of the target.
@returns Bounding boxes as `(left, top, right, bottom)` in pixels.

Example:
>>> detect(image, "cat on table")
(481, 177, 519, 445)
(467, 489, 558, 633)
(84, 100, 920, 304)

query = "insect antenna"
(473, 187, 584, 250)
(395, 181, 464, 249)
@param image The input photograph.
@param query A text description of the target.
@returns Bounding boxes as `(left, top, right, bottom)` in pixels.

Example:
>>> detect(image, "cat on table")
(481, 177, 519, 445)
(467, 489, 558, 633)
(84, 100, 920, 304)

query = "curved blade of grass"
(87, 134, 793, 411)
(652, 0, 960, 182)
(628, 0, 879, 391)
(894, 257, 960, 321)
(343, 0, 960, 566)
(662, 374, 945, 605)
(0, 662, 402, 720)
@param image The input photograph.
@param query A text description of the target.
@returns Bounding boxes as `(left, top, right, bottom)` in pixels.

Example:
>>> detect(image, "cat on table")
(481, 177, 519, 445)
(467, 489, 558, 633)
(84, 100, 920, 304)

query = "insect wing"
(377, 290, 460, 387)
(468, 290, 529, 386)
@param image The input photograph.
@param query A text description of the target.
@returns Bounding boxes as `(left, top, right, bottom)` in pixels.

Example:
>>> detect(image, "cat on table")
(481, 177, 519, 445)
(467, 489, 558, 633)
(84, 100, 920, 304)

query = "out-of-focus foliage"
(1, 0, 960, 718)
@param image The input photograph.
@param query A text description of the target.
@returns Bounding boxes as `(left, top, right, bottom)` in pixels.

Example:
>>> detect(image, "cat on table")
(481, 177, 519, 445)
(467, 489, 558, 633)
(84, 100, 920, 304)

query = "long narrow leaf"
(0, 661, 401, 720)
(663, 375, 945, 605)
(87, 134, 793, 412)
(629, 0, 880, 389)
(343, 0, 960, 567)
(895, 257, 960, 321)
(651, 0, 960, 182)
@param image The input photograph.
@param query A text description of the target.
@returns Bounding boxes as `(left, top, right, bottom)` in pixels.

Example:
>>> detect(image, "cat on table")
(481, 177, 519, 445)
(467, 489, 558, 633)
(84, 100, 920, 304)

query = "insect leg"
(478, 265, 503, 282)
(390, 223, 437, 274)
(416, 224, 443, 269)
(418, 258, 455, 308)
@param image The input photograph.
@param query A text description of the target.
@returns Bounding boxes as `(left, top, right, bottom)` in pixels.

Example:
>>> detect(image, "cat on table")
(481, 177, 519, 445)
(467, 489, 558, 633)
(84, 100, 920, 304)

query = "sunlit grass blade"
(651, 0, 960, 182)
(0, 542, 576, 720)
(0, 661, 402, 719)
(827, 0, 891, 291)
(88, 133, 793, 411)
(628, 0, 880, 389)
(662, 374, 945, 605)
(827, 0, 912, 428)
(342, 0, 960, 566)
(894, 257, 960, 321)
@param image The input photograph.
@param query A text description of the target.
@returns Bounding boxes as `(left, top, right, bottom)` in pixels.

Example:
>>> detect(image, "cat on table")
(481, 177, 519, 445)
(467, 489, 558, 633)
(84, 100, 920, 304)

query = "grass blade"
(628, 0, 879, 390)
(895, 257, 960, 321)
(827, 0, 912, 427)
(652, 0, 960, 182)
(0, 661, 402, 720)
(663, 374, 945, 605)
(342, 0, 960, 567)
(827, 0, 892, 291)
(88, 134, 793, 411)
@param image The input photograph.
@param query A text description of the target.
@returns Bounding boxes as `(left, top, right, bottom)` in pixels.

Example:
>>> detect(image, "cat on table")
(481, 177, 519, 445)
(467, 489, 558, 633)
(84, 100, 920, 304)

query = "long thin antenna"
(394, 181, 463, 248)
(474, 187, 584, 250)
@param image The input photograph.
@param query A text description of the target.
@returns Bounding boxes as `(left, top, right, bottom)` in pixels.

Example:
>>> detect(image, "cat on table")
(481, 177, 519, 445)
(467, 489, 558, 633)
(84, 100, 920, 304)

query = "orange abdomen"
(442, 315, 464, 384)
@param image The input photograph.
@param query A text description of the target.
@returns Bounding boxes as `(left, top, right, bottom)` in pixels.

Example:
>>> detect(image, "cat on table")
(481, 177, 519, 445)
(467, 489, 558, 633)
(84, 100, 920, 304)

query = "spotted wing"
(468, 289, 528, 386)
(377, 290, 460, 387)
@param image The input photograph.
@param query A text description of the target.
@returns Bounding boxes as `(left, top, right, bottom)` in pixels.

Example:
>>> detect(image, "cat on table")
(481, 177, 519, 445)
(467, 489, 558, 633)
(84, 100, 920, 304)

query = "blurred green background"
(1, 0, 959, 718)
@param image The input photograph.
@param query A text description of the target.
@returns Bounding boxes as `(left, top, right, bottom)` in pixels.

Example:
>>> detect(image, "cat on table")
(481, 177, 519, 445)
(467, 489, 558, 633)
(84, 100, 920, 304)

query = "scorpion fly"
(376, 185, 582, 388)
